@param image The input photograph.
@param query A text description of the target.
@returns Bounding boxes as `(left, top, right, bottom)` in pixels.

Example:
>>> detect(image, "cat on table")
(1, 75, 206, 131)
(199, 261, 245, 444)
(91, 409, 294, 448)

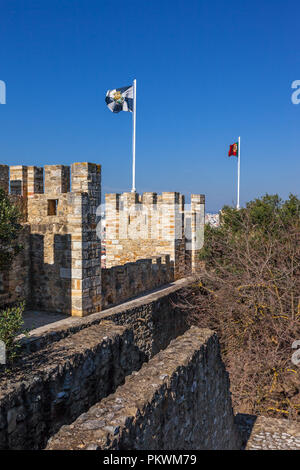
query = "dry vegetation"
(178, 194, 300, 420)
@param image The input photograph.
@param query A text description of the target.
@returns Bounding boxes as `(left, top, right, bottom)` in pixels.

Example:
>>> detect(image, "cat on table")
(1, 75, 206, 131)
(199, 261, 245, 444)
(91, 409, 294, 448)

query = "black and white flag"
(105, 85, 133, 113)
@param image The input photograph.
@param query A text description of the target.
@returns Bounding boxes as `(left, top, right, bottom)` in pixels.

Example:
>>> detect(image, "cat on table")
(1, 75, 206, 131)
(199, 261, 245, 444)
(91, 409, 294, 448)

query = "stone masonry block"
(0, 165, 9, 192)
(44, 165, 70, 194)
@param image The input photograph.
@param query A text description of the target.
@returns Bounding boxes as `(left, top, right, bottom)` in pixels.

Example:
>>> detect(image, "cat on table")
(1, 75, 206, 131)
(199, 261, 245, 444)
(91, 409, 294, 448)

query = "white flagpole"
(237, 136, 241, 209)
(131, 79, 137, 192)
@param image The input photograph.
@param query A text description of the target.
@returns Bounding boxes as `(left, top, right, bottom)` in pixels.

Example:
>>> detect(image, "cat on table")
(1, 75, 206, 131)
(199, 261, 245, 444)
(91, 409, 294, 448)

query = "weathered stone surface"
(1, 162, 204, 317)
(19, 278, 190, 359)
(236, 414, 300, 450)
(105, 192, 205, 278)
(0, 321, 143, 450)
(0, 162, 102, 317)
(101, 255, 174, 308)
(46, 327, 242, 450)
(47, 327, 241, 450)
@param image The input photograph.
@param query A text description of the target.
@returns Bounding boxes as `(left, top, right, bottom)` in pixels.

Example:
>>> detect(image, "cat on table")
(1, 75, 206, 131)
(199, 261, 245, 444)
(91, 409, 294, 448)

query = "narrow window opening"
(48, 199, 58, 216)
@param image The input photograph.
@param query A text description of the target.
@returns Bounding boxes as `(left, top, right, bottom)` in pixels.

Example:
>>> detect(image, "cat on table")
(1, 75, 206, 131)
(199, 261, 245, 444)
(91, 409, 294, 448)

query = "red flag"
(228, 142, 238, 157)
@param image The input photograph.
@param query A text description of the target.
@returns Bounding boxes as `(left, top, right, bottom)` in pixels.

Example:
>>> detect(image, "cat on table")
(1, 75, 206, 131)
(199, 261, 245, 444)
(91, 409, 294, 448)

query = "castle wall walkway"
(18, 277, 192, 357)
(46, 327, 242, 450)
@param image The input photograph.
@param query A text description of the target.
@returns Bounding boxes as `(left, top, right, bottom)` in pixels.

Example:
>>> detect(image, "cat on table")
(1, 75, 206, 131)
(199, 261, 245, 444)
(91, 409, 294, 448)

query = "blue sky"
(0, 0, 299, 212)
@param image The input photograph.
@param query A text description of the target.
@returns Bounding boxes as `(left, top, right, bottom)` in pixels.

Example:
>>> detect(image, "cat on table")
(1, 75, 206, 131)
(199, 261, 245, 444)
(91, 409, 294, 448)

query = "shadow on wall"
(234, 413, 258, 449)
(0, 322, 145, 450)
(30, 233, 72, 315)
(101, 256, 175, 310)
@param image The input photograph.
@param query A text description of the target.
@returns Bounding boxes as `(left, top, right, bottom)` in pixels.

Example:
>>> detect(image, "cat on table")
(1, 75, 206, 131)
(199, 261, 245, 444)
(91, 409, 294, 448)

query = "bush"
(0, 188, 22, 271)
(178, 194, 300, 420)
(0, 302, 26, 365)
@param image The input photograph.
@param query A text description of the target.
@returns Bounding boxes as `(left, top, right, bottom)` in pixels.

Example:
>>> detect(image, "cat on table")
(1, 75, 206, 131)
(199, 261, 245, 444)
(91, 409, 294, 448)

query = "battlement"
(0, 164, 43, 198)
(71, 162, 101, 201)
(106, 191, 185, 209)
(44, 165, 70, 194)
(1, 161, 205, 316)
(105, 191, 205, 276)
(0, 162, 101, 201)
(0, 162, 102, 317)
(105, 191, 186, 244)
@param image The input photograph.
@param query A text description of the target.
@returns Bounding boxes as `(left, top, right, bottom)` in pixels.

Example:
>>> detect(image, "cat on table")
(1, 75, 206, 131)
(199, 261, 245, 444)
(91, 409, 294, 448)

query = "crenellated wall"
(0, 281, 190, 450)
(0, 162, 101, 317)
(0, 162, 205, 316)
(105, 191, 205, 279)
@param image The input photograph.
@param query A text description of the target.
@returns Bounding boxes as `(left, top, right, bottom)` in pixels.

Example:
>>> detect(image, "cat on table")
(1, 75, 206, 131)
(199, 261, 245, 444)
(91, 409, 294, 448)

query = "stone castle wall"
(20, 278, 189, 360)
(101, 254, 174, 308)
(1, 278, 299, 451)
(105, 191, 205, 278)
(0, 163, 101, 317)
(0, 321, 144, 450)
(0, 162, 205, 316)
(0, 281, 189, 450)
(46, 327, 242, 450)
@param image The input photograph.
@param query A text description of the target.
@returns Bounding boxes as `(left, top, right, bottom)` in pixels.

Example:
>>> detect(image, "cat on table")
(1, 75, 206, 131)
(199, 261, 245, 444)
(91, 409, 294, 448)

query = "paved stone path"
(236, 413, 300, 450)
(23, 310, 68, 331)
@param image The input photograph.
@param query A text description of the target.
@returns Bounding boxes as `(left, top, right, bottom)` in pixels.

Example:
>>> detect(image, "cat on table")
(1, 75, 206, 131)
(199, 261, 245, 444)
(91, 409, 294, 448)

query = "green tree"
(0, 188, 22, 271)
(0, 302, 26, 364)
(0, 190, 25, 367)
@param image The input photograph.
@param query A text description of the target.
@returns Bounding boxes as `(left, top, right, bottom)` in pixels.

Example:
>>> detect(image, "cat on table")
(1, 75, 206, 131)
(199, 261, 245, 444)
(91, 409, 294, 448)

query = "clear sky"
(0, 0, 299, 212)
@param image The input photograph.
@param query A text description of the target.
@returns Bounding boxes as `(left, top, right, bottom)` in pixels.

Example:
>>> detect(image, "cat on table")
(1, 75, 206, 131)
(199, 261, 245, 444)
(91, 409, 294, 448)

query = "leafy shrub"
(0, 187, 22, 271)
(0, 302, 26, 364)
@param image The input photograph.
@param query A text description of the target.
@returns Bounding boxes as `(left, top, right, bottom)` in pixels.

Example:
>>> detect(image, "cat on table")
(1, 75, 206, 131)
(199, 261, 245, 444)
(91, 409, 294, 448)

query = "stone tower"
(0, 162, 101, 317)
(105, 191, 205, 279)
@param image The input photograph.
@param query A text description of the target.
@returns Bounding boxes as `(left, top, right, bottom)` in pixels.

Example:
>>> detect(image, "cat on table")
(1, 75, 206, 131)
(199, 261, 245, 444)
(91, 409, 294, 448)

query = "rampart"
(0, 321, 144, 450)
(0, 163, 101, 317)
(1, 163, 299, 451)
(0, 280, 189, 450)
(46, 327, 241, 450)
(105, 191, 205, 278)
(101, 255, 174, 308)
(0, 162, 205, 316)
(20, 278, 190, 359)
(1, 279, 300, 450)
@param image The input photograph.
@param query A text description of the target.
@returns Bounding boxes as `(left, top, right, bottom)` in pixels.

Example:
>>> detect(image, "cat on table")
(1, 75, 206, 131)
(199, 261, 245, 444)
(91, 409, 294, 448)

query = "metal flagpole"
(131, 79, 137, 192)
(237, 136, 240, 209)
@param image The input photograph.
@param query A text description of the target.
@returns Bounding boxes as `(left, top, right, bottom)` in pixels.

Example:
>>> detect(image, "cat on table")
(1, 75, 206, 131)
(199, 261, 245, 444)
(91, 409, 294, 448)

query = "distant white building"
(205, 213, 220, 227)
